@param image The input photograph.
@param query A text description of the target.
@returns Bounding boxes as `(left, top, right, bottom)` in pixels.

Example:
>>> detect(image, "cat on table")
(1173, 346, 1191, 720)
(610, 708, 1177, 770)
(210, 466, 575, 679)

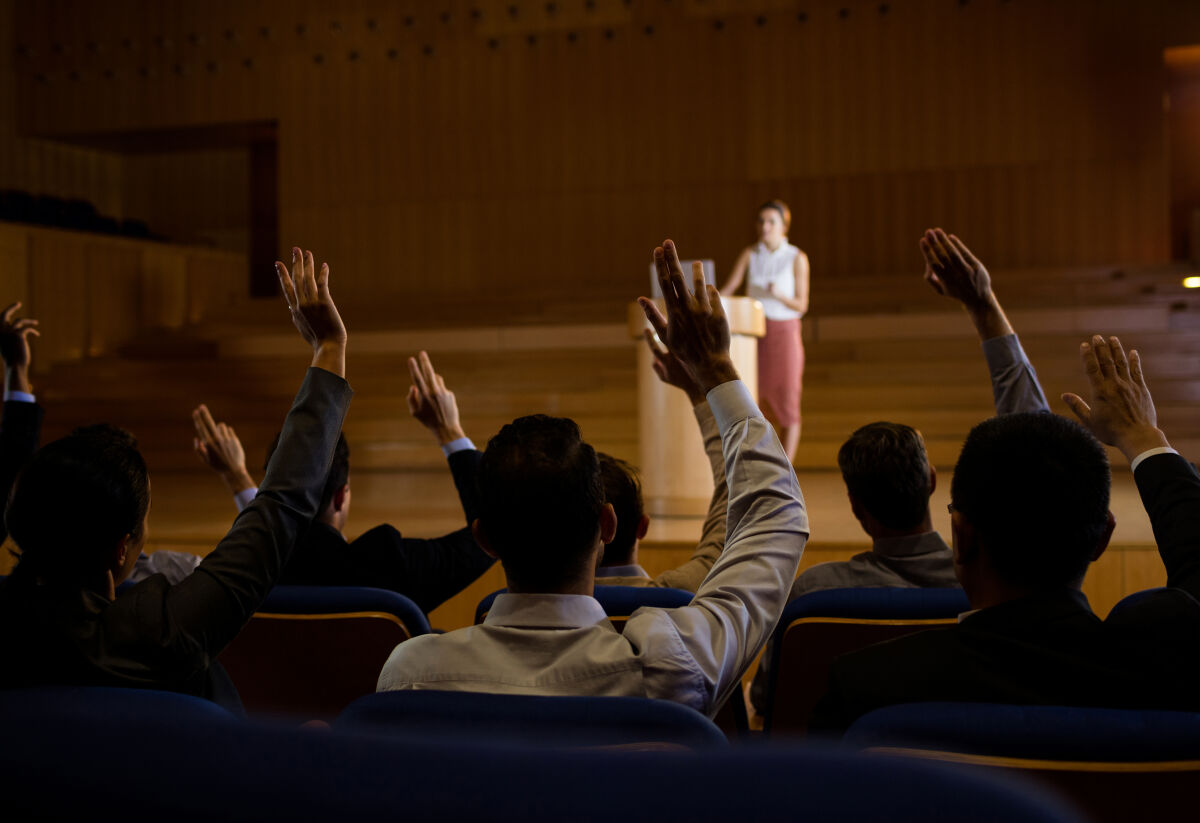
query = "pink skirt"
(757, 318, 803, 426)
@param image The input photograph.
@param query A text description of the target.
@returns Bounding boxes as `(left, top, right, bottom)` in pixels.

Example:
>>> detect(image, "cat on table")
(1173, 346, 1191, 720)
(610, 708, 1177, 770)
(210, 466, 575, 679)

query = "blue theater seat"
(845, 702, 1200, 823)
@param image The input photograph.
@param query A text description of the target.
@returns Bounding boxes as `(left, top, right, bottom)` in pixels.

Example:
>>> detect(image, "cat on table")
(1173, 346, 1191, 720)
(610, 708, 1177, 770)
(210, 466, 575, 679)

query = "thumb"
(1061, 393, 1092, 425)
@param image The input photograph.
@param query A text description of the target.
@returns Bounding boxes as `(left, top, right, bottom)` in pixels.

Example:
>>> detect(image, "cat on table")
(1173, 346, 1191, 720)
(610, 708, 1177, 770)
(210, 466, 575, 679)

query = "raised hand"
(276, 247, 347, 377)
(407, 351, 466, 446)
(192, 404, 255, 495)
(1062, 335, 1169, 462)
(643, 329, 705, 405)
(921, 228, 1013, 340)
(638, 239, 737, 394)
(0, 301, 39, 394)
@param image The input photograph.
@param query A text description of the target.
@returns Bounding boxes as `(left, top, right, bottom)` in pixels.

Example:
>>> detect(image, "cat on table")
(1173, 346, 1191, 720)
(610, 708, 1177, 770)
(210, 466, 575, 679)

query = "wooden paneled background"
(4, 0, 1199, 325)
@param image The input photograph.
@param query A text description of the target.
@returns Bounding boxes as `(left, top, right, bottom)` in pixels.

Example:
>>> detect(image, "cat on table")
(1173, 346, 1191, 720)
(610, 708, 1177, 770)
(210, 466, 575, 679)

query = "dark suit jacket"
(0, 368, 353, 699)
(810, 452, 1200, 733)
(279, 449, 494, 614)
(0, 399, 43, 545)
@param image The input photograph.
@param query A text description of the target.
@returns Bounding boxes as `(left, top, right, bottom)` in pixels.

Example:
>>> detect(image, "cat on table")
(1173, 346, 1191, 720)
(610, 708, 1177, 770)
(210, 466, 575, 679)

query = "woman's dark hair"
(758, 199, 792, 232)
(7, 424, 150, 581)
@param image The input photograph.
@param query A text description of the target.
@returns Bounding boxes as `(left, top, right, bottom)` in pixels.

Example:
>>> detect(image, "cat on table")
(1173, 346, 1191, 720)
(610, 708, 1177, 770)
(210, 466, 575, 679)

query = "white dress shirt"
(376, 379, 809, 717)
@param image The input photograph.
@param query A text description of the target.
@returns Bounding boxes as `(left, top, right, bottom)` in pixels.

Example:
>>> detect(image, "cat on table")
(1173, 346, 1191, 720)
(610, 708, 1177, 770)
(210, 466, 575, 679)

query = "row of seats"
(0, 685, 1088, 823)
(216, 583, 1166, 742)
(7, 685, 1199, 822)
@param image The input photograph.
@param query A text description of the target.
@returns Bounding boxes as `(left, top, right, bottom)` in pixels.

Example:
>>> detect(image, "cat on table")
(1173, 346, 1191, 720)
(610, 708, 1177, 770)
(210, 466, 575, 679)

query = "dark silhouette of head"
(476, 415, 605, 591)
(598, 453, 644, 567)
(951, 412, 1111, 591)
(265, 430, 349, 514)
(7, 424, 150, 584)
(838, 422, 932, 534)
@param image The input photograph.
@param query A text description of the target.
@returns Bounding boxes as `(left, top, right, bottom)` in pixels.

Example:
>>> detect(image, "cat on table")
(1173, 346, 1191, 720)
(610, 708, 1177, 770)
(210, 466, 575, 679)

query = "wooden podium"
(627, 297, 765, 519)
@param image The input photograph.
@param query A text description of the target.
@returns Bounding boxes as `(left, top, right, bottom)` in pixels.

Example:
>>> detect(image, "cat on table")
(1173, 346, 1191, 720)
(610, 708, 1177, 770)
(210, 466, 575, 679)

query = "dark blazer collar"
(961, 588, 1096, 631)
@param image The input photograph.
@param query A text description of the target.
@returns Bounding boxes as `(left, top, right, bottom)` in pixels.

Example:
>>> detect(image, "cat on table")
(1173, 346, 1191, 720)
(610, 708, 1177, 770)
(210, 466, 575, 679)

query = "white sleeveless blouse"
(747, 241, 802, 321)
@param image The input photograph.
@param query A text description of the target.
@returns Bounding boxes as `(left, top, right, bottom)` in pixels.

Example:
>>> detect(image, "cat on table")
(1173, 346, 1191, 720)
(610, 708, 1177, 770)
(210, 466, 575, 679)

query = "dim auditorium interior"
(2, 1, 1200, 821)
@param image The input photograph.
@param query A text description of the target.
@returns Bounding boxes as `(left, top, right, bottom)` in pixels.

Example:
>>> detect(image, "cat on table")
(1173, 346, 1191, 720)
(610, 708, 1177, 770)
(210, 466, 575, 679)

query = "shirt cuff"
(233, 487, 258, 512)
(1131, 447, 1179, 474)
(441, 437, 476, 457)
(707, 380, 759, 432)
(692, 399, 715, 427)
(4, 390, 36, 404)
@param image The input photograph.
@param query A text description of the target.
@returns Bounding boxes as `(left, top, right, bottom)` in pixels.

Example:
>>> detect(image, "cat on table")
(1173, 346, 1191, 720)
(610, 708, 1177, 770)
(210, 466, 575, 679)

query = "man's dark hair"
(478, 415, 603, 590)
(7, 424, 150, 581)
(598, 453, 642, 567)
(838, 422, 932, 531)
(265, 431, 349, 512)
(951, 412, 1110, 590)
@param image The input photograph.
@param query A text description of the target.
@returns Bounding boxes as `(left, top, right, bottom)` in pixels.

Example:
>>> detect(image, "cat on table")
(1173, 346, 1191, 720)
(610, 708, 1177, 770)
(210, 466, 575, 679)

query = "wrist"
(1117, 427, 1171, 463)
(693, 356, 739, 394)
(311, 341, 347, 378)
(434, 424, 467, 446)
(4, 365, 31, 395)
(221, 468, 256, 495)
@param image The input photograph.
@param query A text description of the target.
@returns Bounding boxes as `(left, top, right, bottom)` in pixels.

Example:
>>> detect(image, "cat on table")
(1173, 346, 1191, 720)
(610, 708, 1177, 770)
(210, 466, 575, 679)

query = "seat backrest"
(474, 584, 693, 629)
(0, 706, 1086, 823)
(845, 702, 1200, 823)
(217, 585, 429, 720)
(0, 685, 234, 729)
(764, 587, 968, 735)
(338, 690, 728, 750)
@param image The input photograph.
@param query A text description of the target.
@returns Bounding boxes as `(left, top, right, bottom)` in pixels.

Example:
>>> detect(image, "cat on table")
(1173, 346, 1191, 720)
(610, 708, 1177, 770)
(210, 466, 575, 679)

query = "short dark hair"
(7, 424, 150, 581)
(478, 415, 603, 590)
(951, 413, 1110, 590)
(265, 431, 349, 512)
(838, 422, 932, 531)
(598, 453, 643, 567)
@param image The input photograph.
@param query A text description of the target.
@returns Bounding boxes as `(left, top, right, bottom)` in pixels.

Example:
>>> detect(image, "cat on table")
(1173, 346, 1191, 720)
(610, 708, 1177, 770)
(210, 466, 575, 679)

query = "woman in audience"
(719, 200, 809, 462)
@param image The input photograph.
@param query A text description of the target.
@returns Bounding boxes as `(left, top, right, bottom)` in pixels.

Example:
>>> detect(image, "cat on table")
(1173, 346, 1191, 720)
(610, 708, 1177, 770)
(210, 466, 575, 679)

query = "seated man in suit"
(593, 330, 729, 591)
(0, 249, 353, 700)
(377, 240, 809, 717)
(748, 228, 1047, 714)
(810, 333, 1200, 732)
(183, 351, 493, 615)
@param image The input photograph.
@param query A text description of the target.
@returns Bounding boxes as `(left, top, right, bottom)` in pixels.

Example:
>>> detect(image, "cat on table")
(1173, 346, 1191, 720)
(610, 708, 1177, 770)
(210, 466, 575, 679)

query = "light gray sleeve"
(982, 334, 1050, 415)
(652, 402, 728, 592)
(627, 380, 809, 717)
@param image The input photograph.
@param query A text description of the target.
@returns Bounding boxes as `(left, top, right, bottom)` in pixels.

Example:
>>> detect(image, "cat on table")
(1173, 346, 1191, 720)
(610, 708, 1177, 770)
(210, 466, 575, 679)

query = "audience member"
(184, 352, 493, 614)
(593, 329, 729, 591)
(749, 229, 1048, 713)
(376, 240, 809, 717)
(0, 301, 40, 545)
(0, 248, 352, 700)
(809, 334, 1200, 732)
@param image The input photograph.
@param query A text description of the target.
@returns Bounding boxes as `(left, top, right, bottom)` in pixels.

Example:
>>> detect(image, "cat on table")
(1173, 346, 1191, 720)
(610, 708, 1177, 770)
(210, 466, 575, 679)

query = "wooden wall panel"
(9, 0, 1199, 324)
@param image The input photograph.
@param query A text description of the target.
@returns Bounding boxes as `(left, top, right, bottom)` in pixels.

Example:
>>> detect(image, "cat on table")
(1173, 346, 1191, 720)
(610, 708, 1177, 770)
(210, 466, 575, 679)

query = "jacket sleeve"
(1134, 452, 1200, 600)
(0, 400, 43, 544)
(116, 367, 353, 657)
(447, 448, 483, 524)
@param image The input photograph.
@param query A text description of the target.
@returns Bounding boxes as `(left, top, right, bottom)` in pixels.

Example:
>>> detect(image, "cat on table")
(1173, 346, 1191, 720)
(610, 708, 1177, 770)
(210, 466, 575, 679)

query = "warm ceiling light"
(1184, 276, 1200, 289)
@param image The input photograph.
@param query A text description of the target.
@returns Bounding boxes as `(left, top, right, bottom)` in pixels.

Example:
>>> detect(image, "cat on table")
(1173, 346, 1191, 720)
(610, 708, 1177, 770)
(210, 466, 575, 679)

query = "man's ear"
(599, 503, 617, 545)
(472, 519, 498, 559)
(635, 514, 651, 541)
(847, 492, 867, 524)
(950, 513, 979, 567)
(928, 464, 937, 497)
(332, 483, 351, 514)
(1092, 510, 1116, 562)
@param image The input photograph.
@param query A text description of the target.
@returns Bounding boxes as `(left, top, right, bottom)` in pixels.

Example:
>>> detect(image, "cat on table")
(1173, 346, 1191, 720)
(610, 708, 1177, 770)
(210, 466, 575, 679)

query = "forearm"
(1133, 452, 1200, 597)
(167, 368, 353, 649)
(4, 365, 30, 395)
(654, 403, 727, 591)
(218, 467, 256, 497)
(965, 292, 1014, 342)
(664, 381, 809, 712)
(982, 334, 1050, 415)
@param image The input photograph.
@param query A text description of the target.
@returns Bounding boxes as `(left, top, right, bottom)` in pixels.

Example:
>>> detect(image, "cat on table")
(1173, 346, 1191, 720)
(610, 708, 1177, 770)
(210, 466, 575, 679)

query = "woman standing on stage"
(719, 200, 809, 463)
